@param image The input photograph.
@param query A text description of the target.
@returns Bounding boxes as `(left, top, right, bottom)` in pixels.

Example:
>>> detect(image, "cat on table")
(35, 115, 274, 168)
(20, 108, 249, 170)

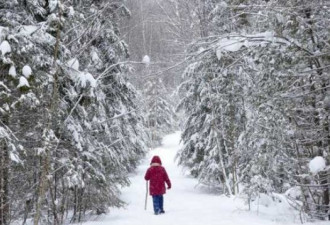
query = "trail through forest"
(81, 132, 327, 225)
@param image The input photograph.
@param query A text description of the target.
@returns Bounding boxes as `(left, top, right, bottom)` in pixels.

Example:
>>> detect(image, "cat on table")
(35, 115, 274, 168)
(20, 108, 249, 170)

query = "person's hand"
(167, 186, 171, 190)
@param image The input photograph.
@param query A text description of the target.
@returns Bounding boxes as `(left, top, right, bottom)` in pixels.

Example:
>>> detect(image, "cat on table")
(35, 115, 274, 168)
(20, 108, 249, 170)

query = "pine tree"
(0, 0, 148, 224)
(177, 0, 330, 220)
(143, 79, 177, 146)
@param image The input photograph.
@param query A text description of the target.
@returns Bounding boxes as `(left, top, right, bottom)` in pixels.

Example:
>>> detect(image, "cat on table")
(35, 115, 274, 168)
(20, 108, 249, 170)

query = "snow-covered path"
(82, 132, 326, 225)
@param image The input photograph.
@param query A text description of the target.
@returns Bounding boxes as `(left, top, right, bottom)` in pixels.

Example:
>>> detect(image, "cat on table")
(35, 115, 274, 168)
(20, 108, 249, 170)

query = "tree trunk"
(322, 117, 330, 219)
(71, 185, 78, 223)
(78, 187, 84, 222)
(0, 120, 10, 225)
(33, 154, 49, 225)
(59, 180, 67, 225)
(139, 0, 147, 54)
(48, 180, 59, 225)
(0, 115, 10, 225)
(198, 0, 209, 37)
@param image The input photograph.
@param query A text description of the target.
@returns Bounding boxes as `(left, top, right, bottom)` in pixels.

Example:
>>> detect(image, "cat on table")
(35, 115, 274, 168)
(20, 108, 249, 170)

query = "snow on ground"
(81, 132, 328, 225)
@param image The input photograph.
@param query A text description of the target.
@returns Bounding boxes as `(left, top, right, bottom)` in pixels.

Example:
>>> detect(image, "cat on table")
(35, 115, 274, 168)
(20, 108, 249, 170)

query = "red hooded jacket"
(144, 156, 171, 196)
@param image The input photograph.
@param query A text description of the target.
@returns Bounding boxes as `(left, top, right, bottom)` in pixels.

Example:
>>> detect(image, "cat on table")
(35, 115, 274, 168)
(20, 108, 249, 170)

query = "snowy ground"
(81, 132, 327, 225)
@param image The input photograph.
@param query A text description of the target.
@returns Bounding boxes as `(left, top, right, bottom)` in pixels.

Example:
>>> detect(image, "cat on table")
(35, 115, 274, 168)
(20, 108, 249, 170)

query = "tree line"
(174, 0, 330, 221)
(0, 0, 149, 224)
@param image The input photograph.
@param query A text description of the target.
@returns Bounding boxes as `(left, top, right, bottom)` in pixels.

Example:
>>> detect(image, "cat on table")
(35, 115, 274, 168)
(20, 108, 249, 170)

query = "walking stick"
(145, 181, 148, 210)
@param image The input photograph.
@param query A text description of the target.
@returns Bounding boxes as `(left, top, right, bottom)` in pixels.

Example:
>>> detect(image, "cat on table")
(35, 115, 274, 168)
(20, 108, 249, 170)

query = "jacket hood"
(151, 156, 162, 165)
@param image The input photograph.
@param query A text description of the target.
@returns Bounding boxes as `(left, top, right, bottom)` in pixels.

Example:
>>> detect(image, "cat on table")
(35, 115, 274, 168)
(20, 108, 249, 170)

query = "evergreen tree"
(144, 79, 177, 146)
(177, 0, 330, 220)
(0, 0, 148, 224)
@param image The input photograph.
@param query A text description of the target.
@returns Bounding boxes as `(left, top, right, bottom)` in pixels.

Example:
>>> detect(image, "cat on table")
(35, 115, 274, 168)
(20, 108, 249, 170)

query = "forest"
(0, 0, 329, 224)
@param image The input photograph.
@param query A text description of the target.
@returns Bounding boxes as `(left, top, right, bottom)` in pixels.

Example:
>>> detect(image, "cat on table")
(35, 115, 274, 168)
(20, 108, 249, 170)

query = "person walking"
(144, 155, 171, 215)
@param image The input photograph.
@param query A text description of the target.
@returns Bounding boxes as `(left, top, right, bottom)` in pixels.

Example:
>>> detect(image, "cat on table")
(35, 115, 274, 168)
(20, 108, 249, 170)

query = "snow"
(69, 68, 96, 89)
(0, 127, 9, 138)
(219, 1, 228, 8)
(17, 76, 30, 88)
(67, 124, 79, 142)
(91, 51, 100, 63)
(9, 65, 17, 77)
(91, 50, 102, 68)
(216, 48, 222, 60)
(142, 55, 150, 66)
(18, 25, 39, 36)
(80, 132, 327, 225)
(10, 152, 20, 163)
(78, 72, 96, 88)
(67, 58, 79, 70)
(256, 193, 274, 207)
(215, 31, 288, 57)
(217, 37, 245, 53)
(49, 0, 58, 12)
(22, 65, 32, 78)
(285, 187, 302, 200)
(0, 40, 11, 56)
(309, 156, 326, 174)
(0, 26, 9, 42)
(68, 6, 75, 17)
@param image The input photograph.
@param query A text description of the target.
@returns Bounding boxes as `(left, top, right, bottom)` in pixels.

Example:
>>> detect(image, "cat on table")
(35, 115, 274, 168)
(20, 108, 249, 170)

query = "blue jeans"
(152, 195, 164, 214)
